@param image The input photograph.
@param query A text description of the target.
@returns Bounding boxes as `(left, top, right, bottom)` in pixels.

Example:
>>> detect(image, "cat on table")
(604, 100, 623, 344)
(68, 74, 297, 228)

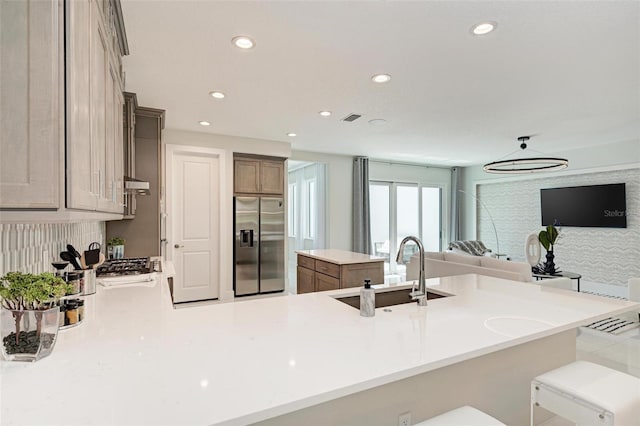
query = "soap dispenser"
(360, 279, 375, 317)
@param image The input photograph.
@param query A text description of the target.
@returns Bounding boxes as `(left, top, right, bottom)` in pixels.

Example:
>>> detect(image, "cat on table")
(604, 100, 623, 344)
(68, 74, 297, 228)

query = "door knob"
(174, 244, 184, 249)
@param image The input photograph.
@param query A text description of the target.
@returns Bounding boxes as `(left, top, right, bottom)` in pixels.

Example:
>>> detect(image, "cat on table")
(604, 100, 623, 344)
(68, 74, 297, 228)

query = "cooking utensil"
(67, 244, 82, 259)
(51, 261, 69, 276)
(84, 241, 101, 267)
(60, 251, 82, 270)
(94, 253, 106, 269)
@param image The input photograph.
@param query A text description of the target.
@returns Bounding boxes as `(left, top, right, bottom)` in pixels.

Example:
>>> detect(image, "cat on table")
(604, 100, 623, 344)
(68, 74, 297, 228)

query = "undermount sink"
(334, 287, 448, 310)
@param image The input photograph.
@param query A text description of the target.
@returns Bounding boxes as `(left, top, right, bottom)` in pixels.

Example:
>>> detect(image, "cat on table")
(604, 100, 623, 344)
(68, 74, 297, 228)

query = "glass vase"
(1, 306, 60, 362)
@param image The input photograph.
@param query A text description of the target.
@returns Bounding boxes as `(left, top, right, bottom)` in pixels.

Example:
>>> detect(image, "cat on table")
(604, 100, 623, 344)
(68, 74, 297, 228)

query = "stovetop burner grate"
(96, 257, 157, 277)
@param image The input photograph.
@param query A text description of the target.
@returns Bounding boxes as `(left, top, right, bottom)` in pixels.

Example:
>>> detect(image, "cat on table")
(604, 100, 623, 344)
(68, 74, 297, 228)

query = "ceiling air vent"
(342, 113, 362, 122)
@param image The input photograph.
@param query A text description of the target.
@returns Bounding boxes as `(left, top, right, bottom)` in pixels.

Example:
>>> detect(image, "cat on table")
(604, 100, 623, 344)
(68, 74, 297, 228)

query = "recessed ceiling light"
(319, 111, 332, 117)
(287, 132, 297, 137)
(371, 74, 391, 83)
(199, 121, 211, 126)
(368, 118, 387, 126)
(471, 21, 497, 35)
(232, 36, 255, 49)
(209, 91, 225, 99)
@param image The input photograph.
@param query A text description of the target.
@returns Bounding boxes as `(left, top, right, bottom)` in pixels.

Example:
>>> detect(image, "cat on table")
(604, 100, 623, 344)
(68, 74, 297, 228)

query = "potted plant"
(0, 272, 72, 362)
(107, 237, 125, 259)
(538, 225, 560, 274)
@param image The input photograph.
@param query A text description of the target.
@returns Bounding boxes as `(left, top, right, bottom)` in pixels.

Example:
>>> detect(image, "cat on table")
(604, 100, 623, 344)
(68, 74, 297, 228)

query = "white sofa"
(406, 251, 533, 283)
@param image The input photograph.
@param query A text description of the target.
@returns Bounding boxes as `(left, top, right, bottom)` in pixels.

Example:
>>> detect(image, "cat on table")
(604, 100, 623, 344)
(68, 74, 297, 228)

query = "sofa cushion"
(480, 257, 532, 282)
(444, 252, 482, 266)
(425, 251, 445, 261)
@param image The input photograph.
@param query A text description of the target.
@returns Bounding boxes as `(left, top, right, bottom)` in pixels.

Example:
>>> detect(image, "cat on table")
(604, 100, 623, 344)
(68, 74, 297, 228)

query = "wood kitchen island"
(296, 249, 384, 294)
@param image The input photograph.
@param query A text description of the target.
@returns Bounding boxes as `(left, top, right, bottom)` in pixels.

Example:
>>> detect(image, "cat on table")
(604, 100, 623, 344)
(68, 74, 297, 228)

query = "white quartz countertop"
(296, 249, 385, 264)
(1, 273, 638, 426)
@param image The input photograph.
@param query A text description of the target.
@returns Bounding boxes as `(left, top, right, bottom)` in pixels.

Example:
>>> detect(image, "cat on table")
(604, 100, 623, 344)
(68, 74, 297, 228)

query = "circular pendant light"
(483, 136, 569, 174)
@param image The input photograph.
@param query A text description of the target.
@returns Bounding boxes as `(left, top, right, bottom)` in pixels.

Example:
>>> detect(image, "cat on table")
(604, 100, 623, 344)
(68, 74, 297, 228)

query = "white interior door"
(169, 147, 221, 303)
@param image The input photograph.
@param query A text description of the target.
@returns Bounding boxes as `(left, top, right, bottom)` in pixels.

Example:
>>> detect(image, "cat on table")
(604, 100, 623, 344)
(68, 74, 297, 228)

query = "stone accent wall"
(0, 222, 104, 275)
(477, 168, 639, 286)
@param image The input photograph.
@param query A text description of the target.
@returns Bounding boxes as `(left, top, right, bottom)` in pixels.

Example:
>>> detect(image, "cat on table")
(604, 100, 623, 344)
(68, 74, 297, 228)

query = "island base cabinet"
(296, 254, 383, 294)
(255, 330, 575, 426)
(341, 263, 384, 289)
(315, 272, 339, 292)
(296, 266, 314, 294)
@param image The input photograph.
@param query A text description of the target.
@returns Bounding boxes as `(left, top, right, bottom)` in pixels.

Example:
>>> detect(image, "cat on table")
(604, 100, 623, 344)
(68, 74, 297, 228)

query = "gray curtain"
(449, 167, 461, 243)
(352, 156, 372, 254)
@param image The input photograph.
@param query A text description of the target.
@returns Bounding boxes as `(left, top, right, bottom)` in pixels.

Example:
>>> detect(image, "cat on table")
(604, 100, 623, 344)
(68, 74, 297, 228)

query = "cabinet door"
(261, 160, 284, 195)
(101, 60, 123, 213)
(297, 266, 315, 294)
(341, 262, 384, 288)
(102, 60, 115, 211)
(234, 159, 260, 194)
(0, 0, 61, 208)
(66, 0, 96, 210)
(315, 272, 340, 292)
(91, 1, 109, 212)
(113, 90, 124, 212)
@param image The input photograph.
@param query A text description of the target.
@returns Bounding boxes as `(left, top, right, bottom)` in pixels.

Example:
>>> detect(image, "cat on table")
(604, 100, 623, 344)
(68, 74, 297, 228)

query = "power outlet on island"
(398, 411, 411, 426)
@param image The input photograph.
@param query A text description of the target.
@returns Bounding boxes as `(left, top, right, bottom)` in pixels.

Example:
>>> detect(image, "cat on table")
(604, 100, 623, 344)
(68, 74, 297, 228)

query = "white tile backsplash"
(477, 168, 639, 287)
(0, 222, 104, 276)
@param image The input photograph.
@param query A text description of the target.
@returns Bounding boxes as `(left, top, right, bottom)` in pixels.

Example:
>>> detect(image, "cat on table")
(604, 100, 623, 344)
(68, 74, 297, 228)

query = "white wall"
(460, 139, 640, 239)
(288, 152, 455, 252)
(459, 139, 640, 288)
(290, 150, 353, 251)
(163, 129, 291, 300)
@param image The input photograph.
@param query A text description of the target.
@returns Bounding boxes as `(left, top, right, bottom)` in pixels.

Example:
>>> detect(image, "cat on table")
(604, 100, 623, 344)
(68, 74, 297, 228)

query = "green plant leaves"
(546, 225, 558, 244)
(538, 231, 551, 251)
(0, 272, 72, 310)
(538, 225, 559, 252)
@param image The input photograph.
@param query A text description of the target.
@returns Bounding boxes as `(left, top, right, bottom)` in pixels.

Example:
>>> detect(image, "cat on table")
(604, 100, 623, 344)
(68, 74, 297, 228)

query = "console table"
(533, 271, 582, 292)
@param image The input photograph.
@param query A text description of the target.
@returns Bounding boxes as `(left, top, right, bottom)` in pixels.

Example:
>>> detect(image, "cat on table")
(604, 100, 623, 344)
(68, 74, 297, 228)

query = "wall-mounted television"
(540, 183, 627, 228)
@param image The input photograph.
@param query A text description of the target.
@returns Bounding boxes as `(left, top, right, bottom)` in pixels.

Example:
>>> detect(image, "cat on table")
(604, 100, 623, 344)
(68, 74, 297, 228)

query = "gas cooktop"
(96, 257, 160, 277)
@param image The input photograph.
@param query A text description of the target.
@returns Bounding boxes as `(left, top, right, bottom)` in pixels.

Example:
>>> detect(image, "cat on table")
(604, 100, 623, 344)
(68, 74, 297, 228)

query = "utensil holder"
(82, 269, 96, 295)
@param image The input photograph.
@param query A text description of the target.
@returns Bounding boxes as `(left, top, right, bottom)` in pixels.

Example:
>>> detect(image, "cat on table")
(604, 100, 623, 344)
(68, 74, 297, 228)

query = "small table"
(533, 271, 582, 292)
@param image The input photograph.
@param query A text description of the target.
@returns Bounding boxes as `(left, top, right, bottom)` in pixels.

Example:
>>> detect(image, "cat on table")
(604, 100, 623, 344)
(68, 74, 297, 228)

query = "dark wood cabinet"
(296, 253, 384, 294)
(297, 265, 315, 294)
(234, 155, 284, 195)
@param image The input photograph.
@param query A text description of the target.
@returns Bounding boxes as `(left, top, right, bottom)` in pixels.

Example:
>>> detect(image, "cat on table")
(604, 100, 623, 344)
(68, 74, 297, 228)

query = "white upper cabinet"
(67, 0, 125, 213)
(0, 0, 127, 217)
(66, 0, 94, 210)
(0, 0, 62, 208)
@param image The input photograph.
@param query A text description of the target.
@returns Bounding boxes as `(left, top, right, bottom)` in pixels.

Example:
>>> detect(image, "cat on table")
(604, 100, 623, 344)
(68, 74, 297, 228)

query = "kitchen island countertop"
(296, 248, 384, 264)
(1, 269, 638, 425)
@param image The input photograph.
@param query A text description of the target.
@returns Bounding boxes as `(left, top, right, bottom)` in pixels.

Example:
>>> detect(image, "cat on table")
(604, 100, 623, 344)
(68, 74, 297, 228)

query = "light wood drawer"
(315, 260, 340, 278)
(297, 254, 315, 270)
(315, 272, 340, 292)
(341, 262, 384, 288)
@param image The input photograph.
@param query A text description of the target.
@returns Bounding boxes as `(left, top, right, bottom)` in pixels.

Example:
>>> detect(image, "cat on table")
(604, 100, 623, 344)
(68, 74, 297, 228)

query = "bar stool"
(415, 406, 506, 425)
(531, 361, 640, 425)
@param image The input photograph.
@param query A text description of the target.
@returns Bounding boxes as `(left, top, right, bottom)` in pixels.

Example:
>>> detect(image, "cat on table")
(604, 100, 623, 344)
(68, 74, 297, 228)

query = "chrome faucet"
(396, 236, 427, 306)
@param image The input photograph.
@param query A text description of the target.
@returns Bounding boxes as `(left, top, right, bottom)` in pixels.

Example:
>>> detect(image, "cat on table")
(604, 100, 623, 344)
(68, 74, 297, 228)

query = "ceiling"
(121, 1, 639, 167)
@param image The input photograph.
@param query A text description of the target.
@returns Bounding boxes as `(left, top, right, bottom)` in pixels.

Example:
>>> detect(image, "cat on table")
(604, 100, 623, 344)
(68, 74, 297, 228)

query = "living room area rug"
(585, 317, 640, 335)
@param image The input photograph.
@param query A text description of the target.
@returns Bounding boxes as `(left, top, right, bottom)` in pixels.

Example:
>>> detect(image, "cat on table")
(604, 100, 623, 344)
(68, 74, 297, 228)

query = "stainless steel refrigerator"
(234, 196, 285, 296)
